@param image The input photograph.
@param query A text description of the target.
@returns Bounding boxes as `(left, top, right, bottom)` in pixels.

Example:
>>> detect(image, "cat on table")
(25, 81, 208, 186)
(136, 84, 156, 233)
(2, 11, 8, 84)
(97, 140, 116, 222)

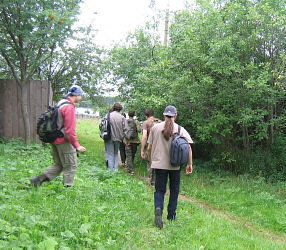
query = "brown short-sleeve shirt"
(142, 117, 161, 138)
(148, 121, 193, 170)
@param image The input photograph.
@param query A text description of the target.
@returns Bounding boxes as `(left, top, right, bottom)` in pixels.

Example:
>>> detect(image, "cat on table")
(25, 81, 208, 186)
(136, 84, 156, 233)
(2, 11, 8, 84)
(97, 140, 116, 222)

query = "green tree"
(107, 0, 286, 179)
(0, 0, 82, 142)
(42, 27, 103, 101)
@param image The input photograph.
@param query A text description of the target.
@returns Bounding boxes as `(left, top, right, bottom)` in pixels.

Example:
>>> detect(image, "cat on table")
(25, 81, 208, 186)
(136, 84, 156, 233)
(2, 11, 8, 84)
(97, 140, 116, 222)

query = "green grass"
(0, 119, 285, 249)
(179, 167, 286, 235)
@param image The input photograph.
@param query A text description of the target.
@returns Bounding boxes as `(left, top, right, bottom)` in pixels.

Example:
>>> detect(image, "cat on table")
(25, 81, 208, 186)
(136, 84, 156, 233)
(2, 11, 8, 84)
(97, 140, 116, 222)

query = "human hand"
(76, 146, 86, 152)
(141, 151, 145, 159)
(185, 164, 192, 175)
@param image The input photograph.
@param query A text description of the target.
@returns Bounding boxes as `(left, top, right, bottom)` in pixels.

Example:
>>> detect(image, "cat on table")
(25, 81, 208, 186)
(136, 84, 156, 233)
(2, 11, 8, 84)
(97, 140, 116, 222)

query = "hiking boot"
(127, 169, 135, 175)
(154, 207, 163, 229)
(167, 214, 176, 221)
(30, 174, 49, 187)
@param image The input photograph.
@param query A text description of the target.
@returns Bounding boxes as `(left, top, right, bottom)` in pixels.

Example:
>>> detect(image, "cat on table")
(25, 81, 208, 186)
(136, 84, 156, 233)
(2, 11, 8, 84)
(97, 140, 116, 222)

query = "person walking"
(104, 103, 126, 172)
(141, 109, 161, 185)
(147, 105, 193, 229)
(119, 113, 127, 167)
(30, 85, 86, 187)
(124, 110, 141, 174)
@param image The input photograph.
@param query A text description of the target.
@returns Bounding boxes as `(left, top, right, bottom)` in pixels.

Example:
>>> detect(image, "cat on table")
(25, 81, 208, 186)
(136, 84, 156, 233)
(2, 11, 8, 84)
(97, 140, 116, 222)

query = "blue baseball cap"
(67, 85, 84, 96)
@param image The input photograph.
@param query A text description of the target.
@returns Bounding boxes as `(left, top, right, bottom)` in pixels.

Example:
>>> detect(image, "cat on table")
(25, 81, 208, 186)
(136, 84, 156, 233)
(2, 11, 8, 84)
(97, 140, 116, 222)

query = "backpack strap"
(178, 125, 181, 135)
(107, 112, 111, 122)
(57, 101, 72, 130)
(57, 101, 72, 108)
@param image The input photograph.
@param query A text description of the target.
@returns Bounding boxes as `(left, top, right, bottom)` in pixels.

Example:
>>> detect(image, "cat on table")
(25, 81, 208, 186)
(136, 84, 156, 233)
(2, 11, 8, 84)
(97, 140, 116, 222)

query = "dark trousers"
(154, 169, 181, 217)
(119, 141, 126, 164)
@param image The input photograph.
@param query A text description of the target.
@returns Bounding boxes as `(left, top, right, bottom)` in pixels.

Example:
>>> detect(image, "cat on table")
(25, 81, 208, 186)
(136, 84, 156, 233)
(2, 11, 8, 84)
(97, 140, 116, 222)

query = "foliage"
(0, 120, 285, 248)
(106, 0, 286, 179)
(42, 27, 104, 102)
(0, 0, 82, 82)
(107, 29, 168, 119)
(0, 0, 83, 142)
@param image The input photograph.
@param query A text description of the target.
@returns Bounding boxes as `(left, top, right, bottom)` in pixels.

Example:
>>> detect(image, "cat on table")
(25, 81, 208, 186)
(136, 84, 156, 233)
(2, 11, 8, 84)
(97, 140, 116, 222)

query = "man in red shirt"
(30, 85, 86, 187)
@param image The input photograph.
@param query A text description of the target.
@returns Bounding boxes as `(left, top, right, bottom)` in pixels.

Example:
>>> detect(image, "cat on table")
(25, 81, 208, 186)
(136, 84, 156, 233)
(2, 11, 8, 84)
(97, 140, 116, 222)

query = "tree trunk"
(19, 81, 31, 143)
(242, 125, 250, 160)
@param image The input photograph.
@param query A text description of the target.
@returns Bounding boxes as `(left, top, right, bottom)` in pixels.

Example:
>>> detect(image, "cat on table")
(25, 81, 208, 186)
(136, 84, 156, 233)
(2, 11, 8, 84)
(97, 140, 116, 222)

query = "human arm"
(147, 143, 152, 162)
(141, 129, 148, 159)
(62, 105, 86, 152)
(185, 145, 193, 174)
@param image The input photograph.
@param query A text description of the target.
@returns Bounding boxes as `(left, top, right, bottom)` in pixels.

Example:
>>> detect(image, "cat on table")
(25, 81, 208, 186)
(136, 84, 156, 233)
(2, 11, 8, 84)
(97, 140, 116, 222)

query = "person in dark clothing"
(124, 110, 141, 174)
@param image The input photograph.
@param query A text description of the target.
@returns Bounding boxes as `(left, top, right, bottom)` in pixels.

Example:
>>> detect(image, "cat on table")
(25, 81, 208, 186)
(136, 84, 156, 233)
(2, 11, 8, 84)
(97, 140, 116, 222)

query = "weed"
(0, 120, 285, 249)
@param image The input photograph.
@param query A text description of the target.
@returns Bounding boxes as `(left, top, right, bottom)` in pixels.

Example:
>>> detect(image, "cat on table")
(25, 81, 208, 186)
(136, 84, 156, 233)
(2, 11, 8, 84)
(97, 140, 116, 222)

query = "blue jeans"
(154, 169, 181, 218)
(104, 140, 120, 171)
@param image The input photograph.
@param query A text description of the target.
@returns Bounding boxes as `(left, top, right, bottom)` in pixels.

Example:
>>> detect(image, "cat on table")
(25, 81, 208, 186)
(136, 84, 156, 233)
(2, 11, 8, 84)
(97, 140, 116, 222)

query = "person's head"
(162, 105, 177, 140)
(67, 85, 84, 103)
(112, 103, 123, 112)
(128, 110, 135, 118)
(144, 109, 154, 118)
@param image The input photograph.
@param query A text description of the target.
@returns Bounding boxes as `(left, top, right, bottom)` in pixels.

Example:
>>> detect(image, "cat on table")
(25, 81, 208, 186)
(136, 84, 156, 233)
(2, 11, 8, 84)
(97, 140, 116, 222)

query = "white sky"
(77, 0, 194, 47)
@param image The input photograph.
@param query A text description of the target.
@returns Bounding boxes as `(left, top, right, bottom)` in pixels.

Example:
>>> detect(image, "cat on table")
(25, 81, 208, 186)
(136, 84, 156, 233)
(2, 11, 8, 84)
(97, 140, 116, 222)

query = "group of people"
(104, 104, 161, 181)
(103, 103, 141, 175)
(30, 85, 193, 229)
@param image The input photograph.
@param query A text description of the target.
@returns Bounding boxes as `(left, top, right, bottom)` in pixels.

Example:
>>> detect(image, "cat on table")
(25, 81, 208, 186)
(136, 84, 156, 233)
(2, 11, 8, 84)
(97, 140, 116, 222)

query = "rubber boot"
(30, 174, 49, 187)
(154, 207, 163, 229)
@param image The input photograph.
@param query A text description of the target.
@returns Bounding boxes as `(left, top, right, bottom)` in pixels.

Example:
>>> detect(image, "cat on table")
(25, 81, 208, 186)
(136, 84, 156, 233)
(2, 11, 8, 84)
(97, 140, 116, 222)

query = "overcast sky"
(77, 0, 194, 47)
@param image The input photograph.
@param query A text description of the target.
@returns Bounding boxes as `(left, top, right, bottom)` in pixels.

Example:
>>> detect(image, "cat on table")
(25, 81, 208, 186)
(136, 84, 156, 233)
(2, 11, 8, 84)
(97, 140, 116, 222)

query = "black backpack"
(125, 119, 138, 140)
(37, 101, 71, 143)
(170, 126, 190, 166)
(99, 112, 111, 140)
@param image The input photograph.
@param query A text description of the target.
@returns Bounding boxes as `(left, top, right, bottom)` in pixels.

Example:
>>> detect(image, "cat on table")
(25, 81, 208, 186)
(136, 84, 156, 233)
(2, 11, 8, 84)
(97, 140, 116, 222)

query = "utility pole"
(164, 0, 170, 46)
(164, 8, 169, 46)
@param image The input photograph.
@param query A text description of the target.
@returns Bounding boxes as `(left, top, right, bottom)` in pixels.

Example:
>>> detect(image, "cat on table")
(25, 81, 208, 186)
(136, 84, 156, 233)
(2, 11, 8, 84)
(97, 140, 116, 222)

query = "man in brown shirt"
(140, 109, 161, 185)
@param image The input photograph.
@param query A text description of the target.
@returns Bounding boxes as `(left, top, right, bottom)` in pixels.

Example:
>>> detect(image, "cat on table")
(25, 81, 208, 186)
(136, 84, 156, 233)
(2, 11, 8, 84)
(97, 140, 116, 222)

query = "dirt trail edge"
(135, 173, 286, 244)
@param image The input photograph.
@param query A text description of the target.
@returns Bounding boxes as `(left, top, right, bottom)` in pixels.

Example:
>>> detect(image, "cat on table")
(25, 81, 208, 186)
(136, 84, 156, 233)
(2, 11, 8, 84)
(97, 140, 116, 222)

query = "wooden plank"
(29, 80, 38, 141)
(0, 80, 5, 137)
(41, 80, 49, 112)
(0, 79, 52, 142)
(4, 80, 13, 138)
(17, 82, 25, 139)
(34, 80, 43, 142)
(11, 80, 19, 138)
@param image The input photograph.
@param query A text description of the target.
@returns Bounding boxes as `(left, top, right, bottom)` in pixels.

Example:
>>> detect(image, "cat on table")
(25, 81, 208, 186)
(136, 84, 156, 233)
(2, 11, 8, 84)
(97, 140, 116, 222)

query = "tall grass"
(0, 119, 285, 249)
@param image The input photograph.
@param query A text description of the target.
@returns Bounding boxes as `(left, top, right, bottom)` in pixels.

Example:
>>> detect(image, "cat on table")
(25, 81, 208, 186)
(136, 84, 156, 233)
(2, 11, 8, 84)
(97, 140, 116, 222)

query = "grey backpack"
(125, 118, 137, 140)
(99, 112, 111, 140)
(170, 126, 190, 166)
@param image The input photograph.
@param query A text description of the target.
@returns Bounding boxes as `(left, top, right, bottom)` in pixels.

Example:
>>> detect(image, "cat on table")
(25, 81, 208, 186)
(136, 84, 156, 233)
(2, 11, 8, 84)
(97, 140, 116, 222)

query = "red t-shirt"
(52, 97, 80, 149)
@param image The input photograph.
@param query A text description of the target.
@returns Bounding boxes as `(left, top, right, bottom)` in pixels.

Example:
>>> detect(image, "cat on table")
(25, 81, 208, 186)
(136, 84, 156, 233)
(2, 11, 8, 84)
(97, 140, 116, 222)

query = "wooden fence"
(0, 79, 52, 142)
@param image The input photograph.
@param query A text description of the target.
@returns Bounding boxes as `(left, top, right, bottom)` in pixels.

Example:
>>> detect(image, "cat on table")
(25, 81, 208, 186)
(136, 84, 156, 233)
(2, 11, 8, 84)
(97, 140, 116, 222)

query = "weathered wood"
(0, 79, 52, 142)
(4, 79, 13, 138)
(17, 82, 25, 139)
(11, 79, 19, 138)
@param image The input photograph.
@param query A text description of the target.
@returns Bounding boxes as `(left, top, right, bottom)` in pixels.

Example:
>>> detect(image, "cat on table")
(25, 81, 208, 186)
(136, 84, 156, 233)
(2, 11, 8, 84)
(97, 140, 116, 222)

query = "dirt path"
(135, 173, 286, 244)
